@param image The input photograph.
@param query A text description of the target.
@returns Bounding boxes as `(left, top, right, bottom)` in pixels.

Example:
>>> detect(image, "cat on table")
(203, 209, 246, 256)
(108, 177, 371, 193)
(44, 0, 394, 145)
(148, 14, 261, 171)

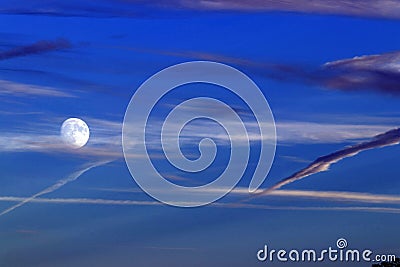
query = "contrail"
(91, 187, 400, 204)
(0, 195, 400, 214)
(1, 189, 400, 205)
(0, 160, 112, 217)
(258, 127, 400, 195)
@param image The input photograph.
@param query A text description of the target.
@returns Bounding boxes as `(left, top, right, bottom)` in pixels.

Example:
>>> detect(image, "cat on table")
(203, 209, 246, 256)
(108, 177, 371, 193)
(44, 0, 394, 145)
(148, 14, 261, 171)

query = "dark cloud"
(176, 0, 400, 19)
(323, 52, 400, 94)
(0, 0, 152, 18)
(0, 39, 71, 61)
(127, 46, 400, 96)
(2, 0, 400, 19)
(259, 127, 400, 194)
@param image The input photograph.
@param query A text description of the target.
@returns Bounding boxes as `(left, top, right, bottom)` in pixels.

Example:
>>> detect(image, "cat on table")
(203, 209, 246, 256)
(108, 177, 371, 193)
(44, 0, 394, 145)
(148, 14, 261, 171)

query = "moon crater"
(60, 118, 90, 148)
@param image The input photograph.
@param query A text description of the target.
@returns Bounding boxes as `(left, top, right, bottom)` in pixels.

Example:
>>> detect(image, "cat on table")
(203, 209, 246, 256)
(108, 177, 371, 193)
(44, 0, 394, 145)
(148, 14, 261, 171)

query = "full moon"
(60, 118, 90, 148)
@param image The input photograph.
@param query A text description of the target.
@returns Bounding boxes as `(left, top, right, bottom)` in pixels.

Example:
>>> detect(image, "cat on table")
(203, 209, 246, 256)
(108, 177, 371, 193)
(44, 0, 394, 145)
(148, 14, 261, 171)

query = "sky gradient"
(0, 1, 400, 266)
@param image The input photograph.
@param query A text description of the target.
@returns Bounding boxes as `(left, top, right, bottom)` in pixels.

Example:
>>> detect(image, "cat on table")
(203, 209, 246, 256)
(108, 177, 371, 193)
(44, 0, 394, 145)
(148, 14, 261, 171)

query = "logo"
(122, 61, 276, 207)
(257, 238, 397, 263)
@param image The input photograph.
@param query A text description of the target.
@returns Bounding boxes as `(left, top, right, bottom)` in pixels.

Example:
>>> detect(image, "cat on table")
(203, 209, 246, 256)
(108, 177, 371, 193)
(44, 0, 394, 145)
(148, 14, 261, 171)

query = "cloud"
(0, 68, 129, 97)
(217, 203, 400, 214)
(3, 0, 400, 19)
(323, 51, 400, 95)
(260, 127, 400, 194)
(134, 47, 400, 97)
(0, 116, 126, 158)
(174, 0, 400, 19)
(0, 194, 400, 214)
(0, 160, 112, 217)
(0, 79, 75, 98)
(264, 189, 400, 205)
(0, 133, 124, 157)
(0, 115, 396, 157)
(0, 39, 71, 60)
(279, 155, 311, 163)
(15, 229, 39, 235)
(92, 186, 400, 205)
(0, 2, 148, 18)
(276, 122, 395, 144)
(153, 115, 396, 144)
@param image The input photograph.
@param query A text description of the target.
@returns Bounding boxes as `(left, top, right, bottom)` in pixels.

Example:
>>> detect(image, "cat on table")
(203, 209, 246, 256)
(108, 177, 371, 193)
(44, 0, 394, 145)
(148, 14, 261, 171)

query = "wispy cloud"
(0, 79, 75, 98)
(0, 160, 112, 217)
(218, 203, 400, 214)
(260, 127, 400, 193)
(0, 67, 129, 97)
(279, 155, 311, 163)
(268, 190, 400, 204)
(174, 0, 400, 20)
(3, 1, 400, 19)
(0, 193, 400, 214)
(91, 186, 400, 205)
(15, 229, 39, 235)
(0, 116, 125, 157)
(276, 122, 395, 143)
(0, 2, 148, 18)
(323, 51, 400, 95)
(134, 47, 400, 97)
(92, 187, 400, 204)
(0, 115, 396, 156)
(148, 112, 396, 144)
(0, 39, 71, 60)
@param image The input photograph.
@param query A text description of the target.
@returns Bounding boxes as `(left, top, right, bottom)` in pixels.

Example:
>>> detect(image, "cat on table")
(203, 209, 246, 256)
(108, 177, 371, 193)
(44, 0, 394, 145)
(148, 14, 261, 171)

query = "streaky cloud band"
(0, 39, 71, 61)
(3, 1, 400, 20)
(260, 127, 400, 194)
(0, 194, 399, 214)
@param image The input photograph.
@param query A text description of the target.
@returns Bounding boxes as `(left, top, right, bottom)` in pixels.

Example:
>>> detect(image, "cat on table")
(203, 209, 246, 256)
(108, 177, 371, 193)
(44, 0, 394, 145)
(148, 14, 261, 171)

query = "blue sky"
(0, 1, 400, 266)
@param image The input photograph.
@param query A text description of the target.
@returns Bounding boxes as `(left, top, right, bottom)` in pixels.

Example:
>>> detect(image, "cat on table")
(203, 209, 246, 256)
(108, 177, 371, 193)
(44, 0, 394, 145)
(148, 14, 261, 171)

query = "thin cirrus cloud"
(0, 67, 126, 97)
(0, 79, 75, 98)
(0, 38, 71, 61)
(0, 117, 124, 157)
(259, 127, 400, 194)
(93, 186, 400, 205)
(0, 39, 74, 98)
(3, 0, 400, 20)
(0, 193, 400, 214)
(172, 0, 400, 20)
(148, 103, 396, 144)
(0, 117, 397, 155)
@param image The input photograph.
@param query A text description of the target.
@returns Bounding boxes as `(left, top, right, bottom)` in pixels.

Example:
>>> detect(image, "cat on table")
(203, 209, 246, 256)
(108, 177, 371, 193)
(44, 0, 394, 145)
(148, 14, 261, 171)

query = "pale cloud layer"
(3, 0, 400, 19)
(0, 190, 399, 214)
(0, 115, 397, 157)
(0, 79, 75, 98)
(93, 186, 400, 205)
